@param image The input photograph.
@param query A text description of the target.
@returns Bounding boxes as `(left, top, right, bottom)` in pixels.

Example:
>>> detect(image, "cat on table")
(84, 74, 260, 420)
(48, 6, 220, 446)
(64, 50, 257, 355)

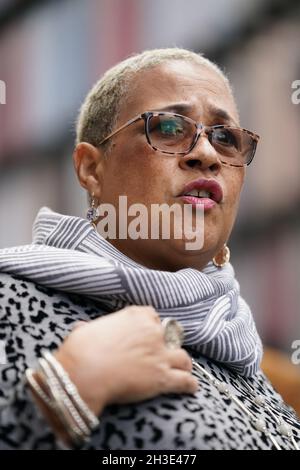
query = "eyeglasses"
(99, 111, 260, 167)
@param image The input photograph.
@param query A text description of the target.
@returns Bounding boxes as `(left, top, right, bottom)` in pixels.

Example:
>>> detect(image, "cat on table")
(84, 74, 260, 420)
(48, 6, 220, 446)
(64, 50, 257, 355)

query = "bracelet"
(25, 350, 100, 447)
(25, 368, 55, 410)
(43, 350, 99, 429)
(26, 366, 84, 446)
(39, 358, 91, 439)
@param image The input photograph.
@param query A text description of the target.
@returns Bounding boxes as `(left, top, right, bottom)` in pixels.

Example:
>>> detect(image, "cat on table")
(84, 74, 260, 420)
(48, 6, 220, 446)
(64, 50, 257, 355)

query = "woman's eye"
(159, 120, 183, 135)
(213, 129, 237, 147)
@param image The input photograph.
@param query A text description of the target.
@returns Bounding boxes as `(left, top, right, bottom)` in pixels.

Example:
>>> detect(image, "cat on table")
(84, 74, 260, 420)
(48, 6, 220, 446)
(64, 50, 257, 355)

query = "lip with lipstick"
(178, 178, 223, 211)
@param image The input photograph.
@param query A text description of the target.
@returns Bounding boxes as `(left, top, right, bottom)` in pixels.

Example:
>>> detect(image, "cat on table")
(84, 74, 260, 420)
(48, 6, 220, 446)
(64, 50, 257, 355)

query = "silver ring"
(161, 318, 184, 349)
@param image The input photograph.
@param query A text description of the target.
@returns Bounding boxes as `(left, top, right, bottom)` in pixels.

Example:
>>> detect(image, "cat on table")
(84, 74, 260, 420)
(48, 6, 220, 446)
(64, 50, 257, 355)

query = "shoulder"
(0, 272, 106, 321)
(0, 272, 35, 302)
(0, 273, 62, 328)
(0, 272, 53, 302)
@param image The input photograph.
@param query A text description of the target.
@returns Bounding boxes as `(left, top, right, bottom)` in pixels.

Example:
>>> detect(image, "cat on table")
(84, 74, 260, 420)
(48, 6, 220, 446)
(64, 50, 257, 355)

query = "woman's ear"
(73, 143, 105, 200)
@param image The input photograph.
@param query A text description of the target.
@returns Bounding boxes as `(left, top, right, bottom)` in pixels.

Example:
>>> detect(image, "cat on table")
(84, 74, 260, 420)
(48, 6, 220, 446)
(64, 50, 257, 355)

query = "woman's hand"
(54, 306, 198, 416)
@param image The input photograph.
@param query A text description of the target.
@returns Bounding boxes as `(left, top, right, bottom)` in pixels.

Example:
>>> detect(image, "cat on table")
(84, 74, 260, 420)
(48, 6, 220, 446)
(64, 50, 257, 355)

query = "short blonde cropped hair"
(76, 48, 231, 149)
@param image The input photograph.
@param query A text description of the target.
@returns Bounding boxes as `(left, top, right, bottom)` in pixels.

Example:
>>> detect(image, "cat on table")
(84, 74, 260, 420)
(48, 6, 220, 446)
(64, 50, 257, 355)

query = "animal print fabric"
(0, 272, 299, 450)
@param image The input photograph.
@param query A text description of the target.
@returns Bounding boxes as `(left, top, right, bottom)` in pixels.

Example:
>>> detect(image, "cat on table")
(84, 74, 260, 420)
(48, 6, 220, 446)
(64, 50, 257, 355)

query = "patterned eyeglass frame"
(99, 111, 260, 167)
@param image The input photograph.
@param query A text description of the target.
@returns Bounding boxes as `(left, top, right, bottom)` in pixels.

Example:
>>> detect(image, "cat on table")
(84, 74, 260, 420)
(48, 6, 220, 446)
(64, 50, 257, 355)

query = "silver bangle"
(25, 368, 55, 410)
(25, 366, 84, 446)
(25, 350, 100, 447)
(43, 350, 99, 430)
(39, 358, 90, 441)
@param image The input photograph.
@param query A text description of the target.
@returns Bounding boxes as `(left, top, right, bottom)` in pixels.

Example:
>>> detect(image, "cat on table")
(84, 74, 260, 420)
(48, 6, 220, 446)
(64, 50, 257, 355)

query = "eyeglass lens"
(147, 114, 255, 166)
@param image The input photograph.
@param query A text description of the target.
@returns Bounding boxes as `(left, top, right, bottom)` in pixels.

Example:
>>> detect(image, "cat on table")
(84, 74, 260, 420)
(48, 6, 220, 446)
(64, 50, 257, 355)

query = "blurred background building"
(0, 0, 299, 354)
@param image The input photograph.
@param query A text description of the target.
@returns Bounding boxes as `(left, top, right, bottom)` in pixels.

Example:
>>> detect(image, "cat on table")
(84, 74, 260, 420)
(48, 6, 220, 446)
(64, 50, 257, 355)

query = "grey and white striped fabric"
(0, 207, 263, 377)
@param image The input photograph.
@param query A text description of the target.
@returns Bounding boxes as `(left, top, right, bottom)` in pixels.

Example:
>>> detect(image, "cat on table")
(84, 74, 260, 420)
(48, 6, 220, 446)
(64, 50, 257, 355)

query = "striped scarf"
(0, 207, 263, 377)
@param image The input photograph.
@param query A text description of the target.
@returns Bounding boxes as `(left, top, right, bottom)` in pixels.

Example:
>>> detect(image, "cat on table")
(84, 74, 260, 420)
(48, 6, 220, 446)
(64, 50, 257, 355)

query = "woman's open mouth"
(178, 178, 223, 211)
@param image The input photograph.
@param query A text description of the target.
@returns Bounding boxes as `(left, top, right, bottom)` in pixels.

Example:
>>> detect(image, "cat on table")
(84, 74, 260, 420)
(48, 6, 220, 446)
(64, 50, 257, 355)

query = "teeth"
(198, 190, 210, 198)
(185, 189, 211, 198)
(186, 189, 199, 197)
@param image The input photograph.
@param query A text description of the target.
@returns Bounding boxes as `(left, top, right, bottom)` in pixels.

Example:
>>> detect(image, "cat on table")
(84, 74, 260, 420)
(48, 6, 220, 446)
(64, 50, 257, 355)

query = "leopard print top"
(0, 272, 299, 450)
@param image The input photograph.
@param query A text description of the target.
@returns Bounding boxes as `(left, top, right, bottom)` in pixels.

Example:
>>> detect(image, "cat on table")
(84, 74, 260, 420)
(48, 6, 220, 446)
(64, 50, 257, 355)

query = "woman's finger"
(164, 369, 199, 395)
(166, 348, 193, 371)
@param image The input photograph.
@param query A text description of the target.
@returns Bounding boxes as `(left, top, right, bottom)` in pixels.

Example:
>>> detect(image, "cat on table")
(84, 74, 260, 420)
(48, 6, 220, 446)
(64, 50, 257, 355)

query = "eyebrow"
(153, 102, 238, 126)
(153, 103, 194, 114)
(208, 105, 238, 126)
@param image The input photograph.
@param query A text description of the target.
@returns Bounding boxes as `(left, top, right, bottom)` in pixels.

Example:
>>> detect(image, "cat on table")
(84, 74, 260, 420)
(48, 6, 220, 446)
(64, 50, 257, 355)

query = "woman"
(0, 48, 299, 450)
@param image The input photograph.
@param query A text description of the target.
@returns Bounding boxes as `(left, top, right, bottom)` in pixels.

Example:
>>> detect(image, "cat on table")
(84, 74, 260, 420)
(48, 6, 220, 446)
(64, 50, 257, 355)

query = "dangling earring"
(86, 192, 99, 229)
(212, 245, 230, 267)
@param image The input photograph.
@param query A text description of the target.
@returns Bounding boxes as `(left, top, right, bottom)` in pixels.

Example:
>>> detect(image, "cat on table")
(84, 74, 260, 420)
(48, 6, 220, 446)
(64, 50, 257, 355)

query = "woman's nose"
(178, 133, 222, 175)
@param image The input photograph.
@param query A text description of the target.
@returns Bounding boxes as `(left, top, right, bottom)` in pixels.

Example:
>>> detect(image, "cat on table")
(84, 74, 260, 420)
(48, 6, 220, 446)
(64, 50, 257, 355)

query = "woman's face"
(85, 60, 245, 271)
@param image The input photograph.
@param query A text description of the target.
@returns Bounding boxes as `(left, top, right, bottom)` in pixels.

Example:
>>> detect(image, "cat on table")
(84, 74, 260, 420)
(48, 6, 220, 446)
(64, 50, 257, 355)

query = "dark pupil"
(159, 119, 183, 136)
(213, 129, 236, 147)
